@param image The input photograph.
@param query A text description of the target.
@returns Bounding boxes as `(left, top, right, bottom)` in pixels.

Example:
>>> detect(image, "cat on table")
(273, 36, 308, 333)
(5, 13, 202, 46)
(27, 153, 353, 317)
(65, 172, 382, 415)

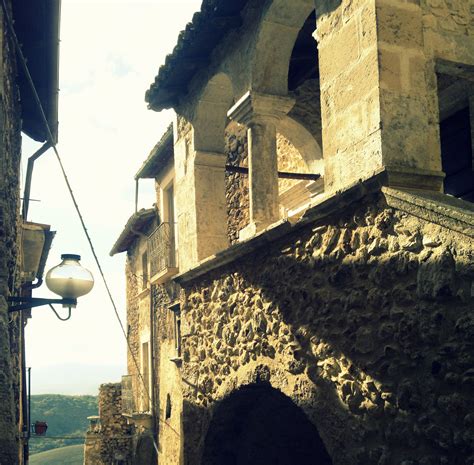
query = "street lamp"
(7, 254, 94, 320)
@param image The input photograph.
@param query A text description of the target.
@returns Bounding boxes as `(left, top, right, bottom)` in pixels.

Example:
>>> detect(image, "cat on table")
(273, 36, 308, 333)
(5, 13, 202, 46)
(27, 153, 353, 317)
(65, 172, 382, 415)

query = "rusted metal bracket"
(225, 165, 321, 181)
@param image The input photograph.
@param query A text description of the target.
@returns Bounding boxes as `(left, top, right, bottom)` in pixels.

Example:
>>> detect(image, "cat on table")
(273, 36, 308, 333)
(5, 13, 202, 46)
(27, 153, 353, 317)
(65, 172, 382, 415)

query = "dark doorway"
(440, 106, 474, 202)
(201, 384, 332, 465)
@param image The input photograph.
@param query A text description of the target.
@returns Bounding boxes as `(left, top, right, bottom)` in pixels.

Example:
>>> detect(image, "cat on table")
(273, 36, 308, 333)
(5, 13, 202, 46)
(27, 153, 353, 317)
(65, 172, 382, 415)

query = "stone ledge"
(174, 173, 387, 284)
(382, 187, 474, 238)
(175, 172, 474, 284)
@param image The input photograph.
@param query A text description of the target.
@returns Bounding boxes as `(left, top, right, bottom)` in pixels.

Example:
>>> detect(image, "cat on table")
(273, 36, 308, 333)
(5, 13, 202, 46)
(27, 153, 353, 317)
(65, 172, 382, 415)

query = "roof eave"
(135, 125, 174, 180)
(110, 209, 156, 256)
(14, 0, 61, 143)
(145, 0, 249, 112)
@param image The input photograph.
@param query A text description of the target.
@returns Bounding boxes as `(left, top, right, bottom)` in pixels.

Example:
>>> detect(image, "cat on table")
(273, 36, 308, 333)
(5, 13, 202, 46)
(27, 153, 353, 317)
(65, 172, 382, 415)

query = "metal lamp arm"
(7, 297, 77, 313)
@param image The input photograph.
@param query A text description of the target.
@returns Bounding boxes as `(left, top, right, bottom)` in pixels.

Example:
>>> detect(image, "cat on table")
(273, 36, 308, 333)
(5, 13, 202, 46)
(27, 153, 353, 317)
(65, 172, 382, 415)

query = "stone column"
(193, 151, 229, 260)
(315, 0, 445, 193)
(228, 92, 295, 237)
(174, 122, 229, 272)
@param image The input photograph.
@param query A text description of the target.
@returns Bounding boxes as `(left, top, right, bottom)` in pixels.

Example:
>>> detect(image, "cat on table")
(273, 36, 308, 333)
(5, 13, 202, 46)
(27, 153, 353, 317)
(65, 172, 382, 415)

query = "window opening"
(165, 394, 172, 420)
(288, 11, 318, 91)
(440, 106, 474, 202)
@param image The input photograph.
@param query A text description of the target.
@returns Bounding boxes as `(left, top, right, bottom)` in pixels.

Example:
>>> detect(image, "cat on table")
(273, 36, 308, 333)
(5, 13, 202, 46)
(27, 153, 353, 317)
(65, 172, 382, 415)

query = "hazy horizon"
(28, 363, 126, 396)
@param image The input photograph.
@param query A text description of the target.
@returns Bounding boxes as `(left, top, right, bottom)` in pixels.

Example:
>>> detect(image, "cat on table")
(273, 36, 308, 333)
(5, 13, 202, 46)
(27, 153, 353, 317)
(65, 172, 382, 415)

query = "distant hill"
(29, 394, 97, 455)
(31, 363, 124, 395)
(30, 444, 84, 465)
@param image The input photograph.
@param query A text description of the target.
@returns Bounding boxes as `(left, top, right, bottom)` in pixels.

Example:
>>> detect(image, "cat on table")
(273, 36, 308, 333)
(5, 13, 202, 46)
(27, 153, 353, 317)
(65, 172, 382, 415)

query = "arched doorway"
(201, 384, 332, 465)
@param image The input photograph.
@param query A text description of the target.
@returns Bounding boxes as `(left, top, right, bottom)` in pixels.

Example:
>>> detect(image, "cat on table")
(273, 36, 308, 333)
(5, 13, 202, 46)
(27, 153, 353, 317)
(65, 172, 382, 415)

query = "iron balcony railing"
(121, 375, 135, 416)
(148, 222, 177, 278)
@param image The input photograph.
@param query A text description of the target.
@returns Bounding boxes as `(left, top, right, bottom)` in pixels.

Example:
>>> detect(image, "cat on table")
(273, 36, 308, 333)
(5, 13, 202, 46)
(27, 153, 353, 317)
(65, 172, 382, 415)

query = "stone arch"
(201, 383, 332, 465)
(278, 115, 323, 174)
(193, 72, 234, 153)
(251, 0, 315, 95)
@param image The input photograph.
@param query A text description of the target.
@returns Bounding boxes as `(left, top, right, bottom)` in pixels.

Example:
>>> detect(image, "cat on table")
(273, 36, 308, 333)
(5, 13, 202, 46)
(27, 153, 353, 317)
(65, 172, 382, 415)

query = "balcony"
(148, 222, 178, 284)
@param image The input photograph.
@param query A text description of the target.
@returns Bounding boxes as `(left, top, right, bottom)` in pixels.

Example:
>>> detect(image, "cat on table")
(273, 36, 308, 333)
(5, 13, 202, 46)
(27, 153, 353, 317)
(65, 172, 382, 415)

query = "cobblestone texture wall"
(152, 282, 182, 465)
(0, 3, 23, 463)
(225, 122, 249, 244)
(84, 383, 132, 465)
(276, 133, 309, 194)
(180, 193, 474, 465)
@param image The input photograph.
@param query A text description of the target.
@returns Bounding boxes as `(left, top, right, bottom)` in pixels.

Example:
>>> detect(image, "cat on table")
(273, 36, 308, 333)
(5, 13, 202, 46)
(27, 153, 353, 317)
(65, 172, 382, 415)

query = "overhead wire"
(1, 0, 180, 447)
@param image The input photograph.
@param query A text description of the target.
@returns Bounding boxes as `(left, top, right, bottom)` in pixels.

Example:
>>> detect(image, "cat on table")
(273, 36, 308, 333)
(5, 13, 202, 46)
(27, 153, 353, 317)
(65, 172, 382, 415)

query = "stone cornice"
(382, 187, 474, 238)
(174, 173, 387, 284)
(174, 172, 474, 284)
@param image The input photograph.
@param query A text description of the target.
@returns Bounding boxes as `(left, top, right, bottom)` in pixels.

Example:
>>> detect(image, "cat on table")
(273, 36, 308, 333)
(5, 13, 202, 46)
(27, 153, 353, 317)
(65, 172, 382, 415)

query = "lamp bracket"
(7, 296, 77, 313)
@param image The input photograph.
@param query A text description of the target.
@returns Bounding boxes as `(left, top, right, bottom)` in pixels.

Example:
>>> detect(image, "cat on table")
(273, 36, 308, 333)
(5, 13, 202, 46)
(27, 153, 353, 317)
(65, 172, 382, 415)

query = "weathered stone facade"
(0, 3, 25, 464)
(0, 2, 59, 464)
(102, 0, 474, 464)
(178, 187, 473, 465)
(84, 383, 132, 465)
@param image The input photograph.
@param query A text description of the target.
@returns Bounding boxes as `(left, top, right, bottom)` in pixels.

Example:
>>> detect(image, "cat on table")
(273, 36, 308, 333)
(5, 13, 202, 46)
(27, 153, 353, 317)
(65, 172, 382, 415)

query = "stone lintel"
(227, 91, 295, 125)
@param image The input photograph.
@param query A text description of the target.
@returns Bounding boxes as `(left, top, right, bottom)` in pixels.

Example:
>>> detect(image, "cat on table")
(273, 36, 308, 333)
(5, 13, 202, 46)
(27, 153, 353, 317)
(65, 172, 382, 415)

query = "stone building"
(0, 1, 60, 464)
(84, 383, 132, 465)
(104, 0, 473, 464)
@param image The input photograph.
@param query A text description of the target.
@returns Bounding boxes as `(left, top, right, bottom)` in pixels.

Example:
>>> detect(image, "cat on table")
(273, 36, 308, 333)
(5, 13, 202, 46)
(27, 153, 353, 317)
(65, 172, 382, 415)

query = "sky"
(22, 0, 202, 395)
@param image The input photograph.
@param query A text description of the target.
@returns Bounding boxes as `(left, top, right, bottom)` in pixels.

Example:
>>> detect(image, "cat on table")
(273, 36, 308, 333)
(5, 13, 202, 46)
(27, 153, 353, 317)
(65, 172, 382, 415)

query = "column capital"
(227, 91, 295, 126)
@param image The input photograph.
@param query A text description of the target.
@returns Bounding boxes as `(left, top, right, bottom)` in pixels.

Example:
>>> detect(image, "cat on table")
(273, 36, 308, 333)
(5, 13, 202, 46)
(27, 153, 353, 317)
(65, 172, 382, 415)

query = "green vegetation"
(29, 394, 97, 455)
(29, 444, 84, 465)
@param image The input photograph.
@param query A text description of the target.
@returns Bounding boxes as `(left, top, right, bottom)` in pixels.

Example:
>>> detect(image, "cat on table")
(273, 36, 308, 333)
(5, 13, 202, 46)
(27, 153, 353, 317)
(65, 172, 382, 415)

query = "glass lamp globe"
(45, 254, 94, 305)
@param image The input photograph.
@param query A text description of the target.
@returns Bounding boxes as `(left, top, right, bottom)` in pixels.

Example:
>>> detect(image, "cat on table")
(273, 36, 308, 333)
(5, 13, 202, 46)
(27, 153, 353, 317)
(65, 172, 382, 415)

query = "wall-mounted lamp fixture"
(8, 254, 94, 320)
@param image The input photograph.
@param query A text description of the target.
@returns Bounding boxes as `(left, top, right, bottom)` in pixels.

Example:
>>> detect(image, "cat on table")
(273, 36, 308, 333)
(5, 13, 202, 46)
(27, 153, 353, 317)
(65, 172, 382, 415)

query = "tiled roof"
(145, 0, 249, 111)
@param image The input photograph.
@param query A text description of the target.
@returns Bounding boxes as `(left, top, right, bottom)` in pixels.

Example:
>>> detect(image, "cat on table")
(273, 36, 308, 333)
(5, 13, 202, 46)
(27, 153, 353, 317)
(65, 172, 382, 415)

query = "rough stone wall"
(125, 243, 142, 409)
(0, 2, 23, 464)
(83, 431, 103, 465)
(225, 122, 249, 244)
(423, 0, 474, 64)
(125, 227, 156, 413)
(276, 133, 309, 194)
(152, 282, 183, 465)
(124, 233, 183, 464)
(91, 383, 131, 465)
(180, 192, 474, 465)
